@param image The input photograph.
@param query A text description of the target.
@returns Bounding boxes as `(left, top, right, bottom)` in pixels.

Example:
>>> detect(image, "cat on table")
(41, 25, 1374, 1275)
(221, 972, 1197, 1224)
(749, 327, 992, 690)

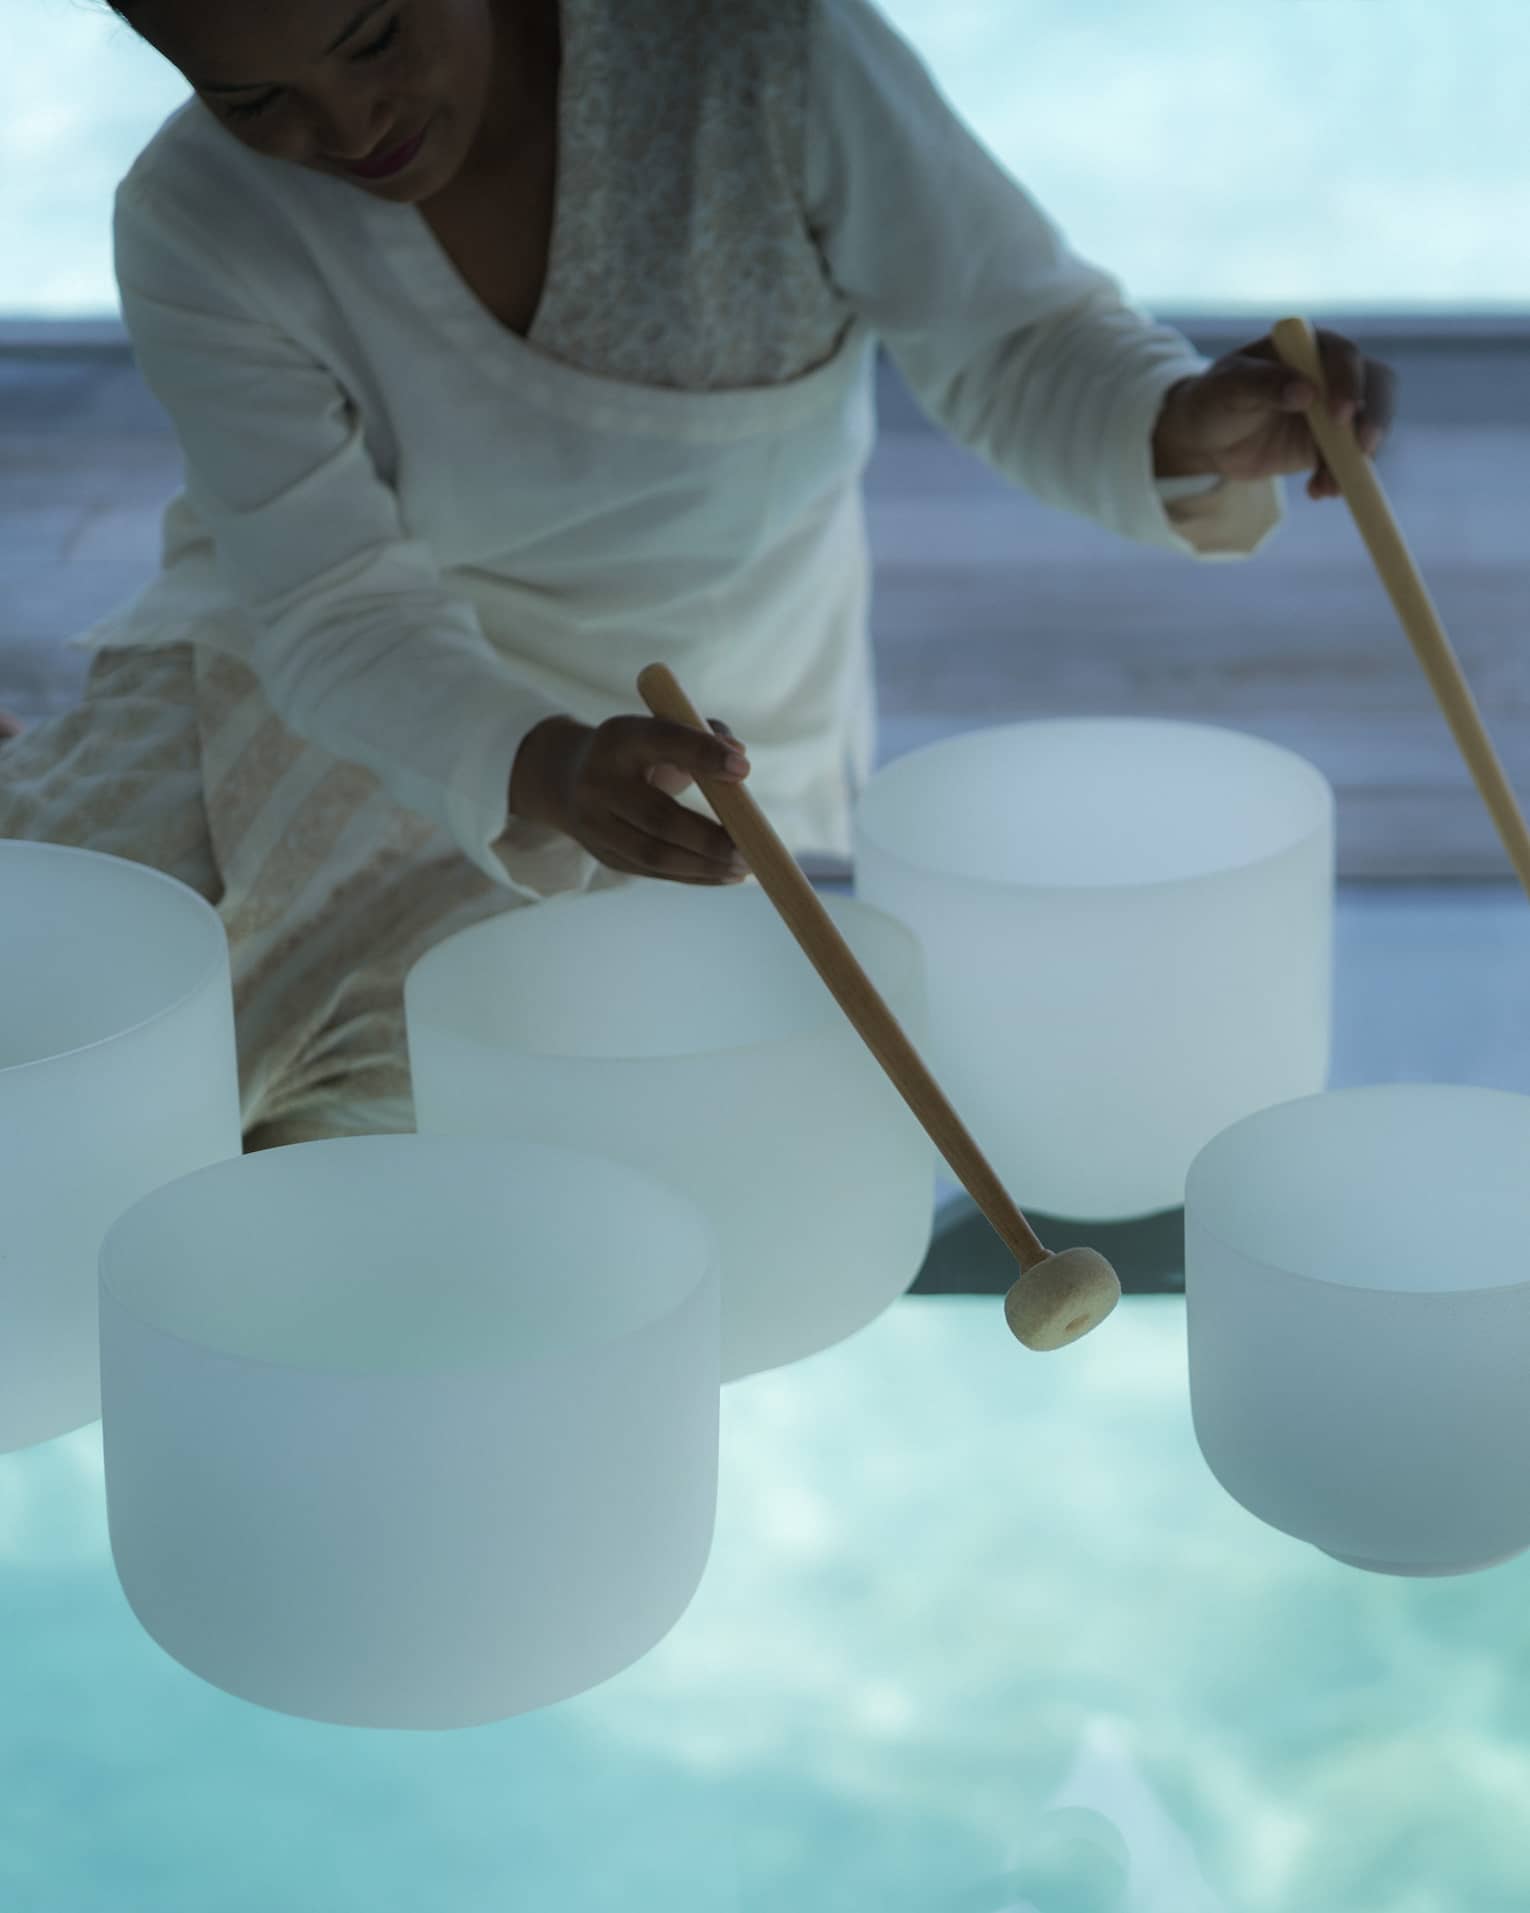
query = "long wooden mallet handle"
(636, 663, 1120, 1352)
(1271, 316, 1530, 903)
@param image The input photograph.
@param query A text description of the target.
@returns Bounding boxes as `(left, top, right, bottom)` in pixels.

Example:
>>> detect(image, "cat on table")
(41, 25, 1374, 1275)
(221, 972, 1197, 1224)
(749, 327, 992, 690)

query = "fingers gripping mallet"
(1271, 317, 1530, 905)
(636, 662, 1122, 1352)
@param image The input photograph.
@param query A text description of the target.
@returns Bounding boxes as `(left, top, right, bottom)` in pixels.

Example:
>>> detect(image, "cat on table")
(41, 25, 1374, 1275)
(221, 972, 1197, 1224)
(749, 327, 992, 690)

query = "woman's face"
(124, 0, 537, 199)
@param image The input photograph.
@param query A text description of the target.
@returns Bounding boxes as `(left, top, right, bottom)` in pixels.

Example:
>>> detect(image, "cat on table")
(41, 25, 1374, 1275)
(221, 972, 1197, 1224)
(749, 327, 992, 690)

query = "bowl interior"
(100, 1136, 713, 1372)
(407, 883, 919, 1060)
(0, 844, 224, 1071)
(855, 720, 1333, 889)
(1187, 1085, 1530, 1295)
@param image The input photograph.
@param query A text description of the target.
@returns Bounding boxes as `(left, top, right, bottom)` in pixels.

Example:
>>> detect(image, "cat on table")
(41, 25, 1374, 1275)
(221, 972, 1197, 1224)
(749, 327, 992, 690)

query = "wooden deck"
(4, 320, 1529, 877)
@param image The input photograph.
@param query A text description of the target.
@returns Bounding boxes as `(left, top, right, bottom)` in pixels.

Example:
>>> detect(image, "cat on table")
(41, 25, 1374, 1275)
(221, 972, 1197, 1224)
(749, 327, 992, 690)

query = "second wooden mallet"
(1271, 315, 1530, 903)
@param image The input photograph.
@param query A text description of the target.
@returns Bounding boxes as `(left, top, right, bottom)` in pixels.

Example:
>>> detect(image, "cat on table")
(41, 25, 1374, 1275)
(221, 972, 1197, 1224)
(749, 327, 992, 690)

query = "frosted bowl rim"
(97, 1132, 720, 1376)
(852, 716, 1335, 895)
(1185, 1081, 1530, 1299)
(0, 840, 229, 1080)
(404, 884, 925, 1063)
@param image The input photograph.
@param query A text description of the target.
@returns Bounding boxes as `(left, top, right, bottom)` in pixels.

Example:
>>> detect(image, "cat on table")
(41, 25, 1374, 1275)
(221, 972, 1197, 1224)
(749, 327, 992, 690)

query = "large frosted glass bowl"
(99, 1134, 720, 1729)
(854, 719, 1335, 1220)
(0, 841, 241, 1453)
(405, 884, 934, 1382)
(1186, 1085, 1530, 1577)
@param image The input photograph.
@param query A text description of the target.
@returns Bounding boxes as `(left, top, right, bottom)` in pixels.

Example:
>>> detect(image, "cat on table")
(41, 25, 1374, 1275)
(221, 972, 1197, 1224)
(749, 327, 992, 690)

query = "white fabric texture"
(76, 0, 1282, 905)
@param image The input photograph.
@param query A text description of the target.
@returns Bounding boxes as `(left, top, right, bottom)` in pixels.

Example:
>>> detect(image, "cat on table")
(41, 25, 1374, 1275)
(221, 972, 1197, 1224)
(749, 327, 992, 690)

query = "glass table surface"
(3, 1281, 1522, 1913)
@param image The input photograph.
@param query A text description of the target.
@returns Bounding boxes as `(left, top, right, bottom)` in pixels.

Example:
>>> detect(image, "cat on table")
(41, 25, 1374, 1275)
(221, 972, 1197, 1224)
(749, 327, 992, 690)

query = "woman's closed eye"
(223, 15, 403, 122)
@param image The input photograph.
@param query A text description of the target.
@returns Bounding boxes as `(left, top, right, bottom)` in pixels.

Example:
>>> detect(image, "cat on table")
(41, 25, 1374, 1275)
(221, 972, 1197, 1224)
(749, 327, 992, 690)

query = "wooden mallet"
(637, 661, 1121, 1353)
(1271, 316, 1530, 904)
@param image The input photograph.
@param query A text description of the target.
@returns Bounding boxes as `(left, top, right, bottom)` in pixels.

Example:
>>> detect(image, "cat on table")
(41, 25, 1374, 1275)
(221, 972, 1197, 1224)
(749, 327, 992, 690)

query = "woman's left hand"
(1152, 326, 1397, 500)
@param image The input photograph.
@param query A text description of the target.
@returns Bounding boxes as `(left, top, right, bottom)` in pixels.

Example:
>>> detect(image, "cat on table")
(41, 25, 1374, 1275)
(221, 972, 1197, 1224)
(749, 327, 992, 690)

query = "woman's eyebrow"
(196, 0, 390, 94)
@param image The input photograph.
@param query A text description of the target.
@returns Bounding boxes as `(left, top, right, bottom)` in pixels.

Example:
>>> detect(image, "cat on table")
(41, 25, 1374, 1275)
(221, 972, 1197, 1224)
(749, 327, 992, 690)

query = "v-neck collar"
(393, 0, 573, 360)
(360, 0, 873, 436)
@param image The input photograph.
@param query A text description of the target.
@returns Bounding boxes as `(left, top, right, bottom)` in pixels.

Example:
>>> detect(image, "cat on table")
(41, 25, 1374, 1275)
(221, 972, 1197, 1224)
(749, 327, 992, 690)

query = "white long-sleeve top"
(79, 0, 1281, 900)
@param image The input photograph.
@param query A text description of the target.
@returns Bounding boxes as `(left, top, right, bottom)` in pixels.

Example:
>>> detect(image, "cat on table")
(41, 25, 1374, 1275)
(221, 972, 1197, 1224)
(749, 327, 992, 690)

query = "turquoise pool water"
(7, 1292, 1530, 1913)
(5, 0, 1527, 317)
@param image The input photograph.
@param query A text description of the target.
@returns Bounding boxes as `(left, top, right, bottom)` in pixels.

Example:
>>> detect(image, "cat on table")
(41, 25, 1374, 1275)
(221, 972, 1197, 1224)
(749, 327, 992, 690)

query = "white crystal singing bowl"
(854, 718, 1336, 1222)
(0, 841, 241, 1453)
(99, 1134, 721, 1728)
(1186, 1084, 1530, 1577)
(404, 883, 935, 1382)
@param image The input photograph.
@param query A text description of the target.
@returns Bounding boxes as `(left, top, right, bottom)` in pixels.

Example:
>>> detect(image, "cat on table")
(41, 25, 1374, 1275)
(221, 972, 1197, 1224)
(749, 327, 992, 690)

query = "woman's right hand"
(508, 713, 752, 884)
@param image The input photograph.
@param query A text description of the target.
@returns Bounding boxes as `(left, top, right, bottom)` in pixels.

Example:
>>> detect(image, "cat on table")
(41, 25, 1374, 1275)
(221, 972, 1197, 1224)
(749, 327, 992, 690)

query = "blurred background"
(8, 0, 1528, 315)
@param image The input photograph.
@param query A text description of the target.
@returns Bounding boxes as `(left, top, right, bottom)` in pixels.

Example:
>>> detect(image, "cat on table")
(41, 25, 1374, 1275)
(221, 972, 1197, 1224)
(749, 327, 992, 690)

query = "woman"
(1, 0, 1393, 1148)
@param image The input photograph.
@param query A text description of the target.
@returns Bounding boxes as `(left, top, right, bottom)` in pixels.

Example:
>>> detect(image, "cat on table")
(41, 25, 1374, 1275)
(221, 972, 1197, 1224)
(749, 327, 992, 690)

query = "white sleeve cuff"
(1154, 473, 1226, 502)
(448, 704, 601, 904)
